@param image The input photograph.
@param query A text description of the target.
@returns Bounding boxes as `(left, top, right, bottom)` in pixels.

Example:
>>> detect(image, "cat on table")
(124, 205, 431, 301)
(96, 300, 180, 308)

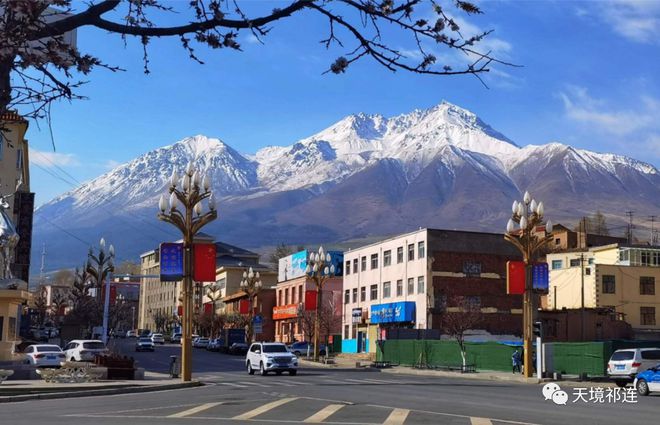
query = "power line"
(36, 213, 91, 247)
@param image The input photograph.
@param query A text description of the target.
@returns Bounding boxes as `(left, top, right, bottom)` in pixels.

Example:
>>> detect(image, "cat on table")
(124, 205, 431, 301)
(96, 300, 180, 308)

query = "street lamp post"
(504, 191, 553, 378)
(305, 247, 335, 362)
(87, 238, 115, 345)
(158, 162, 217, 382)
(240, 267, 262, 343)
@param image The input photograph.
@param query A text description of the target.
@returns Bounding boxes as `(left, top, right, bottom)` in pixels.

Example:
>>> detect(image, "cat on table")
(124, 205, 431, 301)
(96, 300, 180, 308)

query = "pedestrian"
(512, 348, 521, 374)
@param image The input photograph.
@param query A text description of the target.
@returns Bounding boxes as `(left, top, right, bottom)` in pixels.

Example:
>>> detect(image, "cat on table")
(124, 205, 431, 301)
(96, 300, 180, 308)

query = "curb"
(0, 381, 203, 403)
(379, 367, 542, 384)
(298, 360, 376, 372)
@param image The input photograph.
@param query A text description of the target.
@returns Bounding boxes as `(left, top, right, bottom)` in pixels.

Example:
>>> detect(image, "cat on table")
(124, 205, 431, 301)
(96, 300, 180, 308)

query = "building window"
(642, 251, 651, 266)
(299, 286, 303, 304)
(361, 256, 367, 271)
(279, 291, 283, 305)
(370, 284, 378, 300)
(641, 307, 656, 326)
(408, 244, 415, 261)
(397, 247, 403, 264)
(417, 276, 425, 294)
(602, 275, 615, 294)
(346, 261, 351, 275)
(352, 288, 358, 303)
(383, 281, 391, 298)
(353, 258, 358, 273)
(640, 276, 655, 295)
(371, 253, 378, 270)
(418, 241, 425, 259)
(585, 268, 591, 276)
(551, 260, 563, 270)
(555, 238, 561, 246)
(344, 290, 350, 304)
(407, 278, 414, 295)
(16, 148, 23, 170)
(360, 287, 366, 302)
(344, 325, 350, 339)
(351, 326, 357, 339)
(396, 279, 403, 297)
(463, 261, 482, 278)
(383, 250, 392, 267)
(285, 288, 289, 304)
(569, 258, 581, 267)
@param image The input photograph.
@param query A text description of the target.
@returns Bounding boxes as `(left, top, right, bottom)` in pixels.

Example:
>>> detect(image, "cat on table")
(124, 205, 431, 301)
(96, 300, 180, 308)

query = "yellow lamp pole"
(158, 162, 217, 382)
(240, 267, 262, 343)
(504, 191, 553, 378)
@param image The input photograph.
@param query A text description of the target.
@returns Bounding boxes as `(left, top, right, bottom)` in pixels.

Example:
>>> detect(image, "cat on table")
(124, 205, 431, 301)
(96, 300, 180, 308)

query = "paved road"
(4, 340, 658, 425)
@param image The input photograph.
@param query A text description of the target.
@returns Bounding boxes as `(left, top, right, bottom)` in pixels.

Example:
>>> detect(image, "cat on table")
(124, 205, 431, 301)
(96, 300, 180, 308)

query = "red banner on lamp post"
(193, 243, 217, 282)
(507, 261, 525, 295)
(204, 303, 213, 315)
(239, 299, 250, 314)
(305, 290, 318, 311)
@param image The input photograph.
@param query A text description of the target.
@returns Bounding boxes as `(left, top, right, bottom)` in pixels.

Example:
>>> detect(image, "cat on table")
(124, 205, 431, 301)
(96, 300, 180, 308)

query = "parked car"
(24, 344, 65, 367)
(63, 340, 109, 362)
(607, 347, 660, 387)
(288, 341, 327, 357)
(229, 343, 249, 355)
(633, 363, 660, 395)
(151, 333, 165, 344)
(171, 333, 182, 343)
(136, 337, 155, 352)
(193, 337, 210, 348)
(207, 338, 224, 351)
(126, 330, 137, 338)
(246, 342, 298, 376)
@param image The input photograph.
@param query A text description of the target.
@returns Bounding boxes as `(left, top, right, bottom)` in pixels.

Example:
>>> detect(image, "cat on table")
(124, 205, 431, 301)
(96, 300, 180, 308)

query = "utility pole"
(580, 252, 585, 341)
(39, 243, 46, 284)
(650, 216, 658, 246)
(625, 211, 635, 244)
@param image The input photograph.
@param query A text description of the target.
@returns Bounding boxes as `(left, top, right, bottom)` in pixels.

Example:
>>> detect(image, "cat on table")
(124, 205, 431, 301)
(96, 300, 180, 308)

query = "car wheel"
(260, 362, 267, 376)
(615, 380, 628, 388)
(294, 351, 301, 356)
(289, 370, 297, 376)
(636, 379, 650, 396)
(247, 361, 255, 375)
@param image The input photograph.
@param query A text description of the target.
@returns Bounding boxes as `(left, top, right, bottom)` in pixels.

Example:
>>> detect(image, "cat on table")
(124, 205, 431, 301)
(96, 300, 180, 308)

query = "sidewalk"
(0, 372, 202, 402)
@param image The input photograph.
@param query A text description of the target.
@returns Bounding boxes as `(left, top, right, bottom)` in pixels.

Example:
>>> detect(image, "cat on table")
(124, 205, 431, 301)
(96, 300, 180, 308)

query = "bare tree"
(0, 1, 511, 123)
(439, 295, 483, 371)
(33, 285, 49, 326)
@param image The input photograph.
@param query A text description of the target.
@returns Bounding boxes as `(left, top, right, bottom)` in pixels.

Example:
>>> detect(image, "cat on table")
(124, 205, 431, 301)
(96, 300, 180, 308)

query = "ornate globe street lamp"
(504, 191, 553, 378)
(240, 267, 262, 343)
(305, 247, 335, 362)
(87, 238, 114, 345)
(157, 163, 217, 382)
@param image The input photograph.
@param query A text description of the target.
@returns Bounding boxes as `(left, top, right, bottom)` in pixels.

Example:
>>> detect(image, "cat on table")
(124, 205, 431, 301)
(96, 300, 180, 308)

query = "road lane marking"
(367, 404, 540, 425)
(383, 408, 409, 425)
(219, 382, 248, 388)
(237, 381, 271, 387)
(167, 402, 223, 418)
(361, 378, 398, 384)
(269, 381, 297, 387)
(232, 397, 298, 420)
(302, 404, 346, 423)
(470, 418, 493, 425)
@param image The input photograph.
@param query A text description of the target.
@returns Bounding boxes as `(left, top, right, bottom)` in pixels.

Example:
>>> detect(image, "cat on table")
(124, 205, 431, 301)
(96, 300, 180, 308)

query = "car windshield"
(153, 334, 162, 337)
(83, 342, 106, 349)
(611, 351, 635, 361)
(263, 344, 288, 353)
(37, 346, 62, 352)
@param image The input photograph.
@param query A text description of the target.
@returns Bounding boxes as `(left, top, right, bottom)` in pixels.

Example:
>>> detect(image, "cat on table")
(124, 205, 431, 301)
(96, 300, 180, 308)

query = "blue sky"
(26, 0, 660, 206)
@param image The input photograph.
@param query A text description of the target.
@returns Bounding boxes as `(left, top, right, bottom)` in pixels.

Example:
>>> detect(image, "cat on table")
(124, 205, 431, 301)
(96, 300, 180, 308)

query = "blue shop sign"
(370, 302, 416, 324)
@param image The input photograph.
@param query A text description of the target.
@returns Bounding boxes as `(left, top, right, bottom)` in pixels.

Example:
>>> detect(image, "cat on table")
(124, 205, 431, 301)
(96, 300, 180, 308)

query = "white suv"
(607, 347, 660, 387)
(63, 340, 109, 362)
(246, 342, 298, 376)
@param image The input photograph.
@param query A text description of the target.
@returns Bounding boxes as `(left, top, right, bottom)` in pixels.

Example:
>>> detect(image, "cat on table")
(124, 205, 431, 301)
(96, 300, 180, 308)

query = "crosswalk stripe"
(233, 397, 298, 420)
(303, 404, 345, 423)
(321, 379, 347, 385)
(383, 408, 410, 425)
(470, 418, 493, 425)
(167, 402, 223, 418)
(237, 381, 271, 387)
(361, 378, 397, 384)
(269, 381, 297, 387)
(218, 382, 248, 388)
(345, 378, 373, 384)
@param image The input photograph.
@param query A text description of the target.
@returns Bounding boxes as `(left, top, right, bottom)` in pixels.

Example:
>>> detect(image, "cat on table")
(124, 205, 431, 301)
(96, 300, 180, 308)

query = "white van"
(607, 347, 660, 387)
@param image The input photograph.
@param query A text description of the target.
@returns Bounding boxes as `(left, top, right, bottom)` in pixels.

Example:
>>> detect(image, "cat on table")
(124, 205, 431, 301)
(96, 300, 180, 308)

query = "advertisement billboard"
(370, 301, 416, 324)
(278, 249, 344, 282)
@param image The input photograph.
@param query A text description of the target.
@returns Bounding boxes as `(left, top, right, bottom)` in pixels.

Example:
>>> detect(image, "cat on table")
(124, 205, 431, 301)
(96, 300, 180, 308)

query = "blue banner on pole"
(532, 263, 549, 291)
(160, 242, 184, 281)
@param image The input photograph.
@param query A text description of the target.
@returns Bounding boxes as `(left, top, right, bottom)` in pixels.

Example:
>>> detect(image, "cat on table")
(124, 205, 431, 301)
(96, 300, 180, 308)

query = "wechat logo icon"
(542, 383, 568, 405)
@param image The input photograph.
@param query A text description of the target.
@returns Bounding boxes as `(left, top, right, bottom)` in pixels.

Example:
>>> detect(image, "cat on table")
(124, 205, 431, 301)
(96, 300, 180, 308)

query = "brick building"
(222, 288, 276, 342)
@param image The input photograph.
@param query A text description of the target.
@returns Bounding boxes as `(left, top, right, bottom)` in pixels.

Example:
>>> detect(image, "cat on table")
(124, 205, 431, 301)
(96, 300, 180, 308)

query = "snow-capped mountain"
(33, 102, 660, 271)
